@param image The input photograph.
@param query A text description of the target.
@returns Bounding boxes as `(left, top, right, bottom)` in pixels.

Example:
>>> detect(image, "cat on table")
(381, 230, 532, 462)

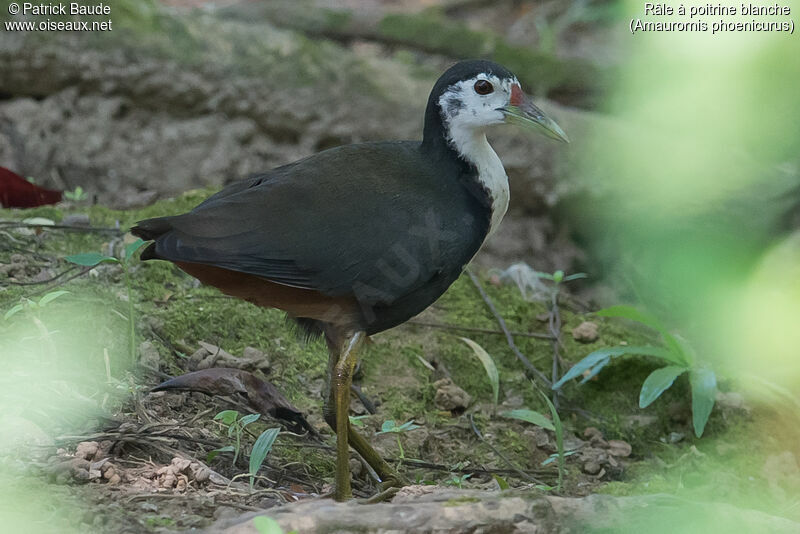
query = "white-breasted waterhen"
(132, 59, 568, 501)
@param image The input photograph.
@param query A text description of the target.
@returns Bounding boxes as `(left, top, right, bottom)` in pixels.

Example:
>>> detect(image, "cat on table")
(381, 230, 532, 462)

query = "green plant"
(376, 419, 421, 462)
(249, 427, 280, 489)
(209, 410, 261, 467)
(443, 473, 471, 489)
(63, 186, 88, 202)
(460, 337, 499, 408)
(553, 305, 717, 437)
(4, 290, 71, 359)
(348, 415, 368, 427)
(540, 391, 565, 491)
(65, 239, 146, 363)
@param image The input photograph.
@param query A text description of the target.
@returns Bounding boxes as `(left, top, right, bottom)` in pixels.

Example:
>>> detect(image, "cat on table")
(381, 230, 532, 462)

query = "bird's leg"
(325, 330, 364, 501)
(324, 329, 405, 500)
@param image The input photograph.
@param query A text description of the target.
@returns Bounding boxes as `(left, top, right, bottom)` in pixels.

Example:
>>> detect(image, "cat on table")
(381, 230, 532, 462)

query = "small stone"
(243, 346, 270, 369)
(75, 442, 99, 460)
(571, 321, 599, 343)
(583, 460, 602, 475)
(607, 440, 633, 457)
(667, 432, 684, 444)
(62, 214, 91, 226)
(623, 415, 658, 429)
(139, 341, 160, 369)
(433, 378, 471, 413)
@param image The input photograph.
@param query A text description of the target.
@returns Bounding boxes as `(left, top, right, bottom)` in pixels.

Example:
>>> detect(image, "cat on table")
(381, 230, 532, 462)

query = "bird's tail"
(130, 216, 175, 260)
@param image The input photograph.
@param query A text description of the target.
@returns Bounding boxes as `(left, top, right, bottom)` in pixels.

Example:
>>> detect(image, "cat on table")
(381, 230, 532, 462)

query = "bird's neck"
(423, 118, 509, 237)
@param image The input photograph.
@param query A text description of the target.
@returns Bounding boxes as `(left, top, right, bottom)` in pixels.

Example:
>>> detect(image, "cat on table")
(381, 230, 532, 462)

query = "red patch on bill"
(510, 84, 525, 107)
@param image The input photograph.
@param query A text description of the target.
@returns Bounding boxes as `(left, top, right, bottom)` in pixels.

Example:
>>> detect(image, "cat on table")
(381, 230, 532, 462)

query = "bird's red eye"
(474, 80, 494, 95)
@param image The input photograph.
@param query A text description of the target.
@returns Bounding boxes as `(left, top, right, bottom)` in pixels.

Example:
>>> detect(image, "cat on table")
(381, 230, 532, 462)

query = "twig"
(6, 265, 80, 286)
(407, 319, 554, 340)
(468, 414, 549, 485)
(0, 221, 122, 234)
(466, 269, 551, 387)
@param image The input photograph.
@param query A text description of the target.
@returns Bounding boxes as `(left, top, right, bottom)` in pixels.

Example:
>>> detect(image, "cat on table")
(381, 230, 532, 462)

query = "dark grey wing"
(136, 142, 485, 306)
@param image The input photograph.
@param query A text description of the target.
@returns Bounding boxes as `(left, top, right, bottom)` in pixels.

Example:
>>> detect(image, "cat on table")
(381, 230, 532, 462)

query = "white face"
(437, 73, 518, 134)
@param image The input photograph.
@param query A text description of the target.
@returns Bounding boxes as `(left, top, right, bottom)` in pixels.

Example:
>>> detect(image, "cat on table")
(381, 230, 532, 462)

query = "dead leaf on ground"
(152, 368, 313, 434)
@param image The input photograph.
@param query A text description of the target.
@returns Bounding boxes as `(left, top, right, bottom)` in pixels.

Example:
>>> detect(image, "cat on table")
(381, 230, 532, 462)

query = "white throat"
(445, 125, 510, 236)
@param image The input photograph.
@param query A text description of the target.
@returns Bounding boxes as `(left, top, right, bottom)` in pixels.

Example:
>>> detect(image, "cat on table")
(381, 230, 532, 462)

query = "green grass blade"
(37, 290, 70, 307)
(690, 368, 717, 437)
(539, 391, 564, 491)
(460, 337, 499, 407)
(501, 408, 555, 431)
(639, 365, 687, 408)
(249, 428, 280, 489)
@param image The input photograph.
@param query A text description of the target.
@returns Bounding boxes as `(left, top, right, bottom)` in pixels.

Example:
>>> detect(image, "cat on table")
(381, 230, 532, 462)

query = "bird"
(132, 59, 568, 501)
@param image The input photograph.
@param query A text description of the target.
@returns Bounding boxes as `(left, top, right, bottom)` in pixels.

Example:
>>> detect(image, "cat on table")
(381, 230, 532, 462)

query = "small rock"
(716, 391, 750, 413)
(623, 415, 658, 429)
(666, 432, 685, 444)
(242, 346, 270, 369)
(75, 441, 100, 460)
(583, 460, 602, 475)
(139, 341, 161, 369)
(62, 214, 91, 226)
(607, 440, 632, 457)
(571, 321, 599, 343)
(433, 378, 471, 413)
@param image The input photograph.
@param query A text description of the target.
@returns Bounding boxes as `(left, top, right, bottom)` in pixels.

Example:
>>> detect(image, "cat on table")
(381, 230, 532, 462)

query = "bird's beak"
(499, 84, 570, 143)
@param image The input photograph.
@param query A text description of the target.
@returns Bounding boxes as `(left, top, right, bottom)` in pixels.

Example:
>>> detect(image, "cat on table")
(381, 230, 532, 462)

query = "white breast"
(445, 126, 510, 236)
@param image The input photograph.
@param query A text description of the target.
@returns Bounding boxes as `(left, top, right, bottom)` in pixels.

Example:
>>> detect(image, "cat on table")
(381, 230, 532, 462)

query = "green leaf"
(553, 346, 671, 389)
(252, 516, 284, 534)
(596, 305, 689, 365)
(460, 337, 499, 406)
(348, 415, 367, 427)
(249, 428, 280, 489)
(378, 420, 396, 434)
(541, 449, 580, 466)
(240, 413, 261, 427)
(540, 391, 564, 491)
(65, 252, 118, 267)
(4, 304, 25, 320)
(396, 420, 421, 433)
(38, 290, 70, 307)
(578, 356, 611, 384)
(690, 368, 717, 437)
(124, 239, 147, 261)
(501, 409, 555, 431)
(492, 474, 510, 490)
(206, 445, 235, 462)
(639, 366, 688, 408)
(214, 410, 239, 426)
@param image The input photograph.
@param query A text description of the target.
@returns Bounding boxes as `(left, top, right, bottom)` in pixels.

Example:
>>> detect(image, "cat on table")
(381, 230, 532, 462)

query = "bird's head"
(425, 59, 569, 147)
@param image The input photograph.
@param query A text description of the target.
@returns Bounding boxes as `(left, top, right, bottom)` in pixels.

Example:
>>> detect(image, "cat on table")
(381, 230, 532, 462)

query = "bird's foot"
(362, 486, 399, 504)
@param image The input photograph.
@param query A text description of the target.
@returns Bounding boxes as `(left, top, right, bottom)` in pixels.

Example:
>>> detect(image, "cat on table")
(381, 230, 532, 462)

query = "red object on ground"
(0, 166, 62, 208)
